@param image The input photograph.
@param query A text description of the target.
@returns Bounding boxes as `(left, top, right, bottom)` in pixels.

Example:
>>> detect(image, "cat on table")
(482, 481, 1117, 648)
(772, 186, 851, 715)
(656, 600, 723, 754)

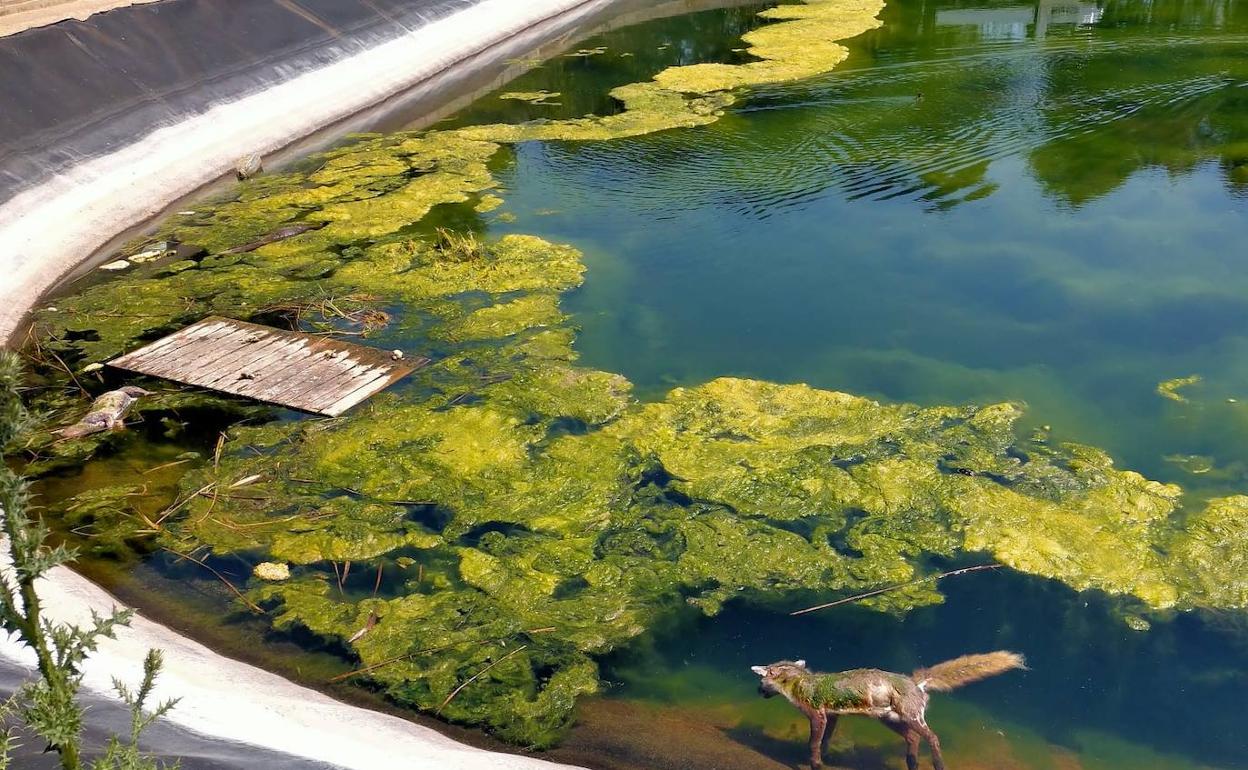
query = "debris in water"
(235, 153, 264, 180)
(221, 223, 321, 254)
(253, 562, 291, 581)
(347, 610, 380, 644)
(57, 386, 151, 438)
(1158, 374, 1202, 402)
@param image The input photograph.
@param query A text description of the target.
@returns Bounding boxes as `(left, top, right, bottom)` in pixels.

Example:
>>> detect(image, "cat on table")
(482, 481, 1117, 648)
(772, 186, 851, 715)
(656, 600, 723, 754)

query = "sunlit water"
(30, 0, 1248, 767)
(443, 1, 1248, 766)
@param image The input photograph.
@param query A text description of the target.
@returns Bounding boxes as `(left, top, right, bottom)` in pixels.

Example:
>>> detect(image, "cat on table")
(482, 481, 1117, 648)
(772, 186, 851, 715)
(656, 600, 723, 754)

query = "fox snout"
(752, 663, 796, 699)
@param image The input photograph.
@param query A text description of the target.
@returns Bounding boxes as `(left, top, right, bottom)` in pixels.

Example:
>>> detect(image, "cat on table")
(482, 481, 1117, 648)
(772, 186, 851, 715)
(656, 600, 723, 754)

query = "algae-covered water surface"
(11, 0, 1248, 767)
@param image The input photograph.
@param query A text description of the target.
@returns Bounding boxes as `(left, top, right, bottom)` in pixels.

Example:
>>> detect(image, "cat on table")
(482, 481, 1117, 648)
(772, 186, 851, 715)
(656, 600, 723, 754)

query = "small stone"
(100, 259, 131, 271)
(44, 306, 57, 312)
(391, 350, 404, 360)
(253, 562, 290, 581)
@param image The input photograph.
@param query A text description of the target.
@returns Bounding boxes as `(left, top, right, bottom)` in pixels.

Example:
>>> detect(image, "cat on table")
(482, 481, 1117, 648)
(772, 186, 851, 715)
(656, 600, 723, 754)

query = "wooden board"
(108, 317, 426, 416)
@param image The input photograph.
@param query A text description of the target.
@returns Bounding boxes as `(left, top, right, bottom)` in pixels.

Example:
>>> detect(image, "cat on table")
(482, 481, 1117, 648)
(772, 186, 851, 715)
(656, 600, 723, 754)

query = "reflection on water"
(477, 0, 1248, 488)
(438, 0, 1248, 766)
(936, 0, 1103, 40)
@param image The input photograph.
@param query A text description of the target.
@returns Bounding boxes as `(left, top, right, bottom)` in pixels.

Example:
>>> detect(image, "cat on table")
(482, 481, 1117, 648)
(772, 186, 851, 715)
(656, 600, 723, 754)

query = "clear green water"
(445, 1, 1248, 766)
(479, 0, 1248, 490)
(21, 0, 1248, 767)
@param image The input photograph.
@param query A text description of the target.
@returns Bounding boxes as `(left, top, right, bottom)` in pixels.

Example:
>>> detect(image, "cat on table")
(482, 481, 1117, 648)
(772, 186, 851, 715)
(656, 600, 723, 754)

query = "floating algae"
(1158, 374, 1202, 403)
(498, 91, 563, 105)
(13, 0, 1248, 752)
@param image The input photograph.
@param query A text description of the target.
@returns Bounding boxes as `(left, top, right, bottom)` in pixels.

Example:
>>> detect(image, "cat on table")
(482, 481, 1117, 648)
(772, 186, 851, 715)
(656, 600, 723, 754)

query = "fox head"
(751, 660, 810, 701)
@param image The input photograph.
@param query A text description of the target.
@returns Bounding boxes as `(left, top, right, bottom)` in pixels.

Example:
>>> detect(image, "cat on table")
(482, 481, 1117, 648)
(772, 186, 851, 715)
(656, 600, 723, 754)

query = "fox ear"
(750, 665, 768, 676)
(795, 659, 807, 668)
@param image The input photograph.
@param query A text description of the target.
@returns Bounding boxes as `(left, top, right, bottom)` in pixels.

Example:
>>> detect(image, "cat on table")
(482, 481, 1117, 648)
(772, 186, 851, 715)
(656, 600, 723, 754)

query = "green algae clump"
(1171, 495, 1248, 608)
(20, 0, 1248, 752)
(1158, 374, 1202, 403)
(653, 0, 884, 95)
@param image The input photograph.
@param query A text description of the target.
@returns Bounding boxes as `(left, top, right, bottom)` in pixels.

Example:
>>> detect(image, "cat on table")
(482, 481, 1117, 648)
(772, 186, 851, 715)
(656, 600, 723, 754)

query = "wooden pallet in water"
(108, 316, 426, 416)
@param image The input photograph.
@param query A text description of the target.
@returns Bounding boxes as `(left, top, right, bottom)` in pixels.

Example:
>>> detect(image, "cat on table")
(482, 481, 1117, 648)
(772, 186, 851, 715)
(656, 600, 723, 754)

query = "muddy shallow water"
(14, 0, 1248, 767)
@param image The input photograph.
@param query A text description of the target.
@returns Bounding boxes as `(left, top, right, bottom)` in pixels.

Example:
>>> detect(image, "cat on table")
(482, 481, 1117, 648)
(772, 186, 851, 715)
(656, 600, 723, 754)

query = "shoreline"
(0, 0, 619, 765)
(0, 559, 585, 770)
(0, 0, 611, 344)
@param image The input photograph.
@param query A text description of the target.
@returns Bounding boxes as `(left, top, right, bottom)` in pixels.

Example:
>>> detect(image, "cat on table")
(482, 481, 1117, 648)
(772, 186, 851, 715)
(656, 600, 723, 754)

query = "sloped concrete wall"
(0, 0, 612, 343)
(0, 0, 474, 203)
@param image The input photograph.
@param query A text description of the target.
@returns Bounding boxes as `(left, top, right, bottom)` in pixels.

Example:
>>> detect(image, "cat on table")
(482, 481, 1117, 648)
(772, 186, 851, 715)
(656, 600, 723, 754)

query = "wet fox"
(752, 652, 1025, 770)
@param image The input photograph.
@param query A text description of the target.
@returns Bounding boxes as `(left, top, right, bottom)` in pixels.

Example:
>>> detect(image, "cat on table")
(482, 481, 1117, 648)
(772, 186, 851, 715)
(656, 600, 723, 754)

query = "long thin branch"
(789, 564, 1003, 616)
(161, 547, 264, 614)
(438, 645, 527, 713)
(327, 627, 555, 684)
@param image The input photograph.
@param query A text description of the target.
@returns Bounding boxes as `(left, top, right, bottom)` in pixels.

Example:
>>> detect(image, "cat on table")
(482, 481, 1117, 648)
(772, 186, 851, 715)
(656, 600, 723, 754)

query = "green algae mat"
(11, 0, 1248, 766)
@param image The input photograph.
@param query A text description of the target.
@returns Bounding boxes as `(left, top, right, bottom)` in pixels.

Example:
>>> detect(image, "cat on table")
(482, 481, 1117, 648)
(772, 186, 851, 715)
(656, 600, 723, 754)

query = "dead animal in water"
(235, 152, 263, 180)
(752, 652, 1025, 769)
(222, 223, 320, 254)
(57, 386, 152, 438)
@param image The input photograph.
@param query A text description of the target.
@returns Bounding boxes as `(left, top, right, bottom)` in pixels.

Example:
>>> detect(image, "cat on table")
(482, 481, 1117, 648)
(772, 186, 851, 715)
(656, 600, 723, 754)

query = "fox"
(751, 651, 1025, 770)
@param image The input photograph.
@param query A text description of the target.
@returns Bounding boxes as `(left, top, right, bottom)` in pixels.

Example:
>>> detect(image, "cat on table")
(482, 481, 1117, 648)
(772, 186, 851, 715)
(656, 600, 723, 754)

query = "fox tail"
(912, 651, 1026, 692)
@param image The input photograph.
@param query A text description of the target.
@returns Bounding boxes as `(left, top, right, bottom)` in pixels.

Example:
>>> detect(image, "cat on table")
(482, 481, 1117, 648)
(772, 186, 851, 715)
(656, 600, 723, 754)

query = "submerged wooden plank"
(109, 317, 427, 416)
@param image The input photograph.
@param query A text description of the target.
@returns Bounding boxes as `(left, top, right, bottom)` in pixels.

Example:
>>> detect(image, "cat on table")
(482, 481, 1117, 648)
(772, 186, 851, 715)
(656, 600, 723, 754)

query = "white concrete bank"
(0, 560, 584, 769)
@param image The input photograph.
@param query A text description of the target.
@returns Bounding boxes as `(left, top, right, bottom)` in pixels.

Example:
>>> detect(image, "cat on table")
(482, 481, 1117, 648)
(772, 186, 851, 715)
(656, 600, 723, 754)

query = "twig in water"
(328, 628, 555, 684)
(789, 564, 1003, 617)
(372, 563, 384, 597)
(438, 645, 528, 714)
(47, 348, 90, 399)
(155, 482, 216, 526)
(143, 458, 194, 476)
(162, 547, 264, 614)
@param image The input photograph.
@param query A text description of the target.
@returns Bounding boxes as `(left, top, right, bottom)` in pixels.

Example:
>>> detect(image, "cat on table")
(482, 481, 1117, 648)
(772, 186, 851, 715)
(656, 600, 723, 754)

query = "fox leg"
(822, 714, 837, 758)
(902, 729, 921, 770)
(882, 719, 920, 770)
(807, 710, 828, 768)
(913, 723, 945, 770)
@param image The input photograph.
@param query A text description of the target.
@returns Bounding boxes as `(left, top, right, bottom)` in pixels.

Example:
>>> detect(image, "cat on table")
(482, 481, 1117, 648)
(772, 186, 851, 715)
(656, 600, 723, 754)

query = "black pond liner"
(0, 0, 482, 205)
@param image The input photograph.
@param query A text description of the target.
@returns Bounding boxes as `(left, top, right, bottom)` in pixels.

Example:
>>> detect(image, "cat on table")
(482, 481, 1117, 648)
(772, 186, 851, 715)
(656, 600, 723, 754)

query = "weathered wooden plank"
(233, 339, 340, 401)
(266, 352, 377, 407)
(111, 320, 229, 368)
(320, 365, 419, 417)
(133, 324, 259, 374)
(107, 316, 423, 416)
(192, 335, 301, 388)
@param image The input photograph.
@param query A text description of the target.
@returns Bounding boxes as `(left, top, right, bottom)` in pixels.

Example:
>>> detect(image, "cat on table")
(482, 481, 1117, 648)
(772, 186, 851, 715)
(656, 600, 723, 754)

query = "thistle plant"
(0, 351, 176, 770)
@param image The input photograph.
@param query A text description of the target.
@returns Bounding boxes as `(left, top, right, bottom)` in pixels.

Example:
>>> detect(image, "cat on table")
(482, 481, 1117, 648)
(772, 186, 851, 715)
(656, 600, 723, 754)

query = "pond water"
(14, 0, 1248, 768)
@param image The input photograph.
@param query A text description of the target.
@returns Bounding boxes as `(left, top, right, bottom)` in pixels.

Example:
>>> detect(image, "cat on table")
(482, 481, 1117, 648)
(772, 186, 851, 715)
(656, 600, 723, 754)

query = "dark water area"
(578, 569, 1248, 769)
(20, 0, 1248, 768)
